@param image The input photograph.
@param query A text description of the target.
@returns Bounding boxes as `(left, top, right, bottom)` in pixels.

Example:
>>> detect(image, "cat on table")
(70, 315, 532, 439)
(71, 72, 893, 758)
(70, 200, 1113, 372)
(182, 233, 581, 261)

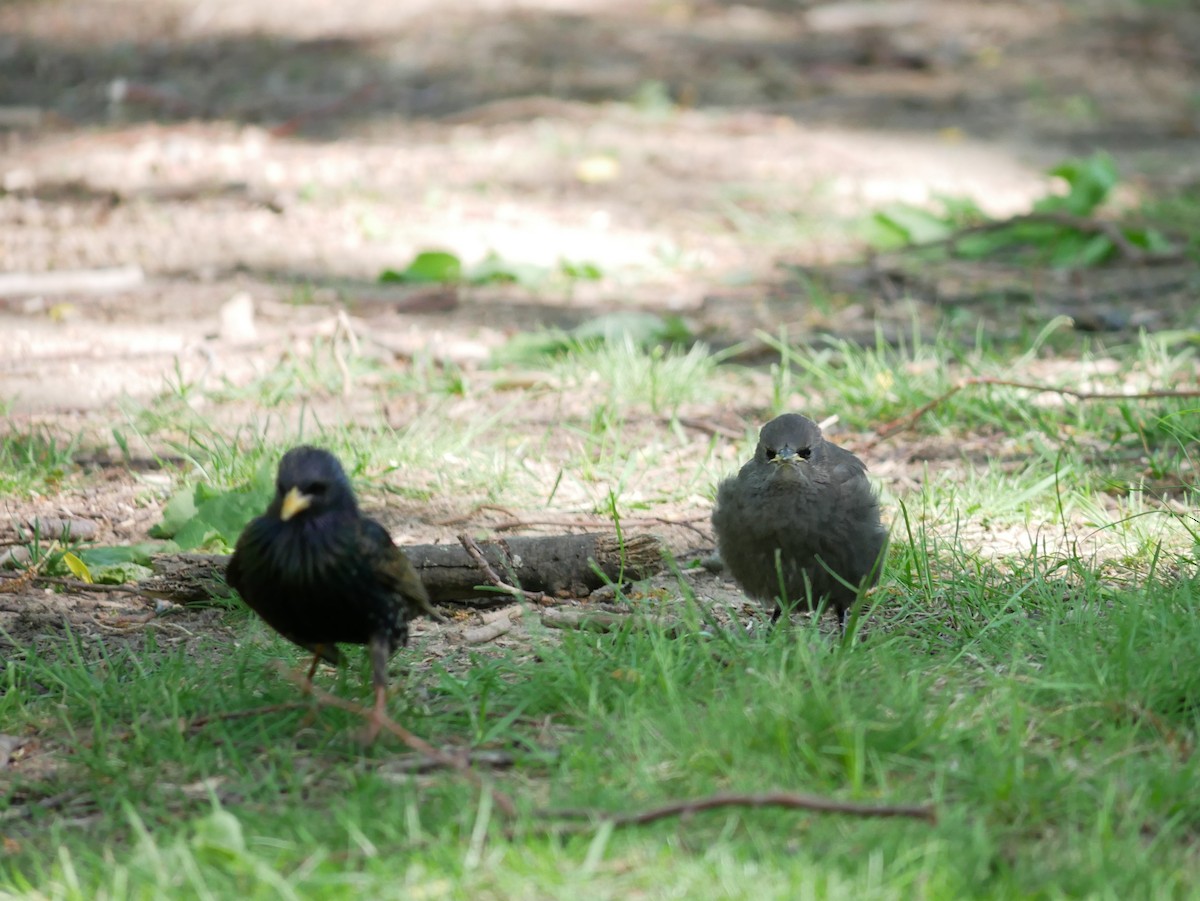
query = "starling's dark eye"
(797, 447, 812, 460)
(305, 481, 327, 496)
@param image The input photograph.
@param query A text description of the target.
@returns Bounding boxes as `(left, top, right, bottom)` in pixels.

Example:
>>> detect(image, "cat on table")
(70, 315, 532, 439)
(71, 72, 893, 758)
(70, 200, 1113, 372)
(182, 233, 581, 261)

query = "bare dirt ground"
(3, 1, 1200, 658)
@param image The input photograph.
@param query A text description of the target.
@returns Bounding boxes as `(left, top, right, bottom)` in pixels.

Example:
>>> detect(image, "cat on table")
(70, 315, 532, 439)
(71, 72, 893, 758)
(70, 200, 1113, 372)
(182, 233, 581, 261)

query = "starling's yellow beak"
(279, 486, 312, 521)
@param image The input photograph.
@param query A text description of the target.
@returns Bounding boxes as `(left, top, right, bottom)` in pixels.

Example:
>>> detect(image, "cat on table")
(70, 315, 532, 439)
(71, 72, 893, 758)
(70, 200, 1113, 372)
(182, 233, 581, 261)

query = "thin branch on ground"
(1109, 700, 1194, 760)
(673, 417, 745, 439)
(382, 748, 554, 774)
(456, 534, 551, 604)
(181, 702, 312, 734)
(0, 789, 87, 822)
(277, 665, 517, 819)
(543, 790, 937, 828)
(269, 81, 380, 138)
(26, 575, 159, 598)
(539, 607, 680, 634)
(873, 377, 1200, 442)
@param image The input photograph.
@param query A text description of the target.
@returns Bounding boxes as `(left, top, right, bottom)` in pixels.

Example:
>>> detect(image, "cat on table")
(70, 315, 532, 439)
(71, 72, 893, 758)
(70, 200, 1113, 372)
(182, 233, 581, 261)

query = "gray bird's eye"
(798, 447, 812, 459)
(765, 447, 777, 460)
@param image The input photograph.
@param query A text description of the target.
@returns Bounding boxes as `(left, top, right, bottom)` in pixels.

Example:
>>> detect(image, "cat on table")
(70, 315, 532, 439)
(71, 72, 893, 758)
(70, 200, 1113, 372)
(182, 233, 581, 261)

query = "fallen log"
(137, 532, 665, 606)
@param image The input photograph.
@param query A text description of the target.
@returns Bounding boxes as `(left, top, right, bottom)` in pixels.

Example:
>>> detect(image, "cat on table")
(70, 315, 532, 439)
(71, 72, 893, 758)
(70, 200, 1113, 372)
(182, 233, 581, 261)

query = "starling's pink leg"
(360, 634, 392, 743)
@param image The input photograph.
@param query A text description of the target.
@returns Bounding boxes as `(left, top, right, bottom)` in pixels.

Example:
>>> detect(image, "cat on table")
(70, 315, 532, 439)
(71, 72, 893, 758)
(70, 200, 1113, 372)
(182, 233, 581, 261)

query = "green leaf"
(76, 544, 161, 568)
(378, 251, 463, 285)
(93, 562, 154, 585)
(1036, 152, 1118, 216)
(149, 488, 199, 539)
(467, 254, 548, 287)
(1074, 233, 1116, 267)
(1125, 226, 1175, 254)
(1046, 231, 1114, 268)
(875, 204, 955, 245)
(953, 230, 1024, 259)
(190, 809, 247, 862)
(932, 194, 987, 225)
(558, 259, 604, 281)
(572, 312, 686, 347)
(61, 552, 92, 584)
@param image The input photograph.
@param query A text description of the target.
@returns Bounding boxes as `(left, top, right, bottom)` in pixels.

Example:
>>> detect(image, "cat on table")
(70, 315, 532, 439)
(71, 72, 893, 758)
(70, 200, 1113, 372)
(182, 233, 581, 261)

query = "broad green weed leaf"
(379, 250, 463, 284)
(149, 488, 199, 539)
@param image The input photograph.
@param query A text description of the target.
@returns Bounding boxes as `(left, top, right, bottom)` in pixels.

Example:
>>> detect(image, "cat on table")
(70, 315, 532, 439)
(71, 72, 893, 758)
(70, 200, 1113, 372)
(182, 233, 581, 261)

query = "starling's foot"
(357, 684, 390, 745)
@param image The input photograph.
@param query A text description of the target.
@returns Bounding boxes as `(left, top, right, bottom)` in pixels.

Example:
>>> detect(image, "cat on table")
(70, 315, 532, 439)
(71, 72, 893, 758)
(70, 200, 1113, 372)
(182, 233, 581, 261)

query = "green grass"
(3, 325, 1199, 898)
(0, 423, 81, 496)
(5, 557, 1200, 898)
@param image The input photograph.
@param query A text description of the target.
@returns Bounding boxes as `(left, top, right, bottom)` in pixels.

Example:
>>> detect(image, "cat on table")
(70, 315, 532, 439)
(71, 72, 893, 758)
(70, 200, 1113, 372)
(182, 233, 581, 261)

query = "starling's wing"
(357, 519, 445, 622)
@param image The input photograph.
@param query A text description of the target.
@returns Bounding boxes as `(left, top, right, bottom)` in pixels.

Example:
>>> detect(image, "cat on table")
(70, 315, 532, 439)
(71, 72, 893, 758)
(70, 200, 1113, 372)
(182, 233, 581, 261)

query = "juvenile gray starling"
(226, 446, 441, 739)
(712, 414, 887, 629)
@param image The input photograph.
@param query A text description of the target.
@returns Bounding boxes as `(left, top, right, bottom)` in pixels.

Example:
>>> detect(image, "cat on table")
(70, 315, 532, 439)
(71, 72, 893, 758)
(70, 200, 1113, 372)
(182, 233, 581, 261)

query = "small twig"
(873, 377, 1200, 442)
(0, 264, 145, 297)
(456, 534, 550, 604)
(180, 702, 312, 734)
(539, 608, 679, 635)
(545, 790, 936, 828)
(269, 81, 379, 138)
(383, 748, 550, 774)
(0, 789, 85, 822)
(673, 417, 744, 439)
(1108, 700, 1194, 760)
(21, 575, 158, 598)
(0, 541, 64, 593)
(462, 616, 517, 644)
(0, 569, 38, 594)
(278, 665, 517, 818)
(332, 310, 359, 398)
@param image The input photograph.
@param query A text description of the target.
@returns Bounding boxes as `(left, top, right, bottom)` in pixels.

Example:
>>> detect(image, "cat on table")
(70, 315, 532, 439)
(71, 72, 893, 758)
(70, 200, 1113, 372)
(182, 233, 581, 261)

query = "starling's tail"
(415, 593, 446, 623)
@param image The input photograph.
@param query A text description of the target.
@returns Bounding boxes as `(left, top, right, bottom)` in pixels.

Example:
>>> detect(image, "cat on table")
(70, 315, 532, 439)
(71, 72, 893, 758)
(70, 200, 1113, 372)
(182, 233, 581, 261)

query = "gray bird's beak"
(280, 486, 312, 521)
(773, 445, 806, 464)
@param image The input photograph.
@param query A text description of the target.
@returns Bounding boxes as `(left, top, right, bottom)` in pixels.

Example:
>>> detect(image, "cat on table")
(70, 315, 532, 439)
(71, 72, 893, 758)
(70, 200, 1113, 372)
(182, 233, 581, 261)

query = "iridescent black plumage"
(226, 446, 439, 736)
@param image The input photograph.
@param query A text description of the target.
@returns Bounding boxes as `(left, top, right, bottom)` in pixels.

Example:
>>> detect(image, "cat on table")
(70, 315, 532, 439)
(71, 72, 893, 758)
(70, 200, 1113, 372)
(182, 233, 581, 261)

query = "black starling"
(711, 414, 888, 629)
(226, 446, 441, 738)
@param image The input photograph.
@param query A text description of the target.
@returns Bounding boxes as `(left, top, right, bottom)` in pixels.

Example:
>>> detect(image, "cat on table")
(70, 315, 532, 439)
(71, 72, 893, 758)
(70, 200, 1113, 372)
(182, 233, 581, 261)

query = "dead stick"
(0, 264, 145, 297)
(874, 377, 1200, 441)
(456, 534, 549, 604)
(181, 702, 311, 733)
(22, 575, 161, 598)
(269, 81, 379, 138)
(278, 666, 518, 819)
(547, 790, 936, 826)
